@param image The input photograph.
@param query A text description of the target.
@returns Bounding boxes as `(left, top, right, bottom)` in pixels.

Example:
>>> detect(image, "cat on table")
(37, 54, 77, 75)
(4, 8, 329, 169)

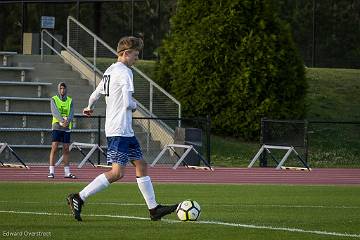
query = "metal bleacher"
(0, 51, 108, 165)
(0, 20, 180, 166)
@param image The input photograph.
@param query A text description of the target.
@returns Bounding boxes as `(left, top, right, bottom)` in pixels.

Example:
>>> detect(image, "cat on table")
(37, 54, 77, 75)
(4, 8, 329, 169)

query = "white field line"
(0, 210, 359, 238)
(0, 200, 359, 209)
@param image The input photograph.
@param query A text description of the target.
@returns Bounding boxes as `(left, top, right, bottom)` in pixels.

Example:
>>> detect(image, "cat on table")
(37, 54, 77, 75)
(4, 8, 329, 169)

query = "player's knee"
(109, 170, 124, 181)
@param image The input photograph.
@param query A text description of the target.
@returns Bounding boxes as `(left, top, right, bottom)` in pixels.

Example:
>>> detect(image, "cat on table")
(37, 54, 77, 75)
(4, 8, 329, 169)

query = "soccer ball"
(176, 200, 201, 221)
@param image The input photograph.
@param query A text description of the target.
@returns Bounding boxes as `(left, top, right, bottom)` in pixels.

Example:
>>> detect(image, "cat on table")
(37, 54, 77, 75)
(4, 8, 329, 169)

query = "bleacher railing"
(66, 16, 181, 131)
(0, 112, 210, 166)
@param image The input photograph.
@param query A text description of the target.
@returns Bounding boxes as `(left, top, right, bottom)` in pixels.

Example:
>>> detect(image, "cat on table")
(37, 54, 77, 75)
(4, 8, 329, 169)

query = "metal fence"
(247, 119, 360, 168)
(308, 121, 360, 167)
(0, 112, 210, 167)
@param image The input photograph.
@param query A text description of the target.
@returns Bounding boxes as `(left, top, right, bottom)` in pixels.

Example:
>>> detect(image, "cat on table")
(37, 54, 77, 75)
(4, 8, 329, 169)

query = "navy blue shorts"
(52, 130, 71, 144)
(106, 136, 143, 166)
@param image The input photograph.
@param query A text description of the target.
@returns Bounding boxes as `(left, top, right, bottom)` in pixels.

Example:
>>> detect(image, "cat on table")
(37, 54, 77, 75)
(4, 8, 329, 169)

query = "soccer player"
(67, 36, 178, 221)
(48, 82, 76, 179)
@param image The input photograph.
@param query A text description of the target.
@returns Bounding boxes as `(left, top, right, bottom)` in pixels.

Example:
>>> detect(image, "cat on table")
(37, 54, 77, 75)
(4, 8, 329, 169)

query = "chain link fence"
(247, 119, 360, 168)
(308, 121, 360, 167)
(0, 112, 210, 168)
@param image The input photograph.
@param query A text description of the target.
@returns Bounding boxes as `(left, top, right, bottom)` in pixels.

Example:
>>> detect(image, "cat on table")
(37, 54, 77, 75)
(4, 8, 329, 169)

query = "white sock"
(49, 166, 55, 174)
(64, 166, 71, 176)
(136, 176, 158, 209)
(79, 173, 110, 201)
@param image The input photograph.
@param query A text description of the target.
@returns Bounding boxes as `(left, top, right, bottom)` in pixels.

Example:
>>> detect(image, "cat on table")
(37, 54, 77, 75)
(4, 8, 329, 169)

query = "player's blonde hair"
(117, 36, 144, 54)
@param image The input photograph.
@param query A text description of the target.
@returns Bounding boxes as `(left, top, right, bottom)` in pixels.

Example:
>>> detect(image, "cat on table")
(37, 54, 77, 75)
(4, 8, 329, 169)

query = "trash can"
(174, 127, 202, 166)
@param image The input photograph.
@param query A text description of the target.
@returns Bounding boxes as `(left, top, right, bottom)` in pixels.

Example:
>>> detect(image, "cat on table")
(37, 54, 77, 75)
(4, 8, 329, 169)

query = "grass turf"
(0, 182, 359, 240)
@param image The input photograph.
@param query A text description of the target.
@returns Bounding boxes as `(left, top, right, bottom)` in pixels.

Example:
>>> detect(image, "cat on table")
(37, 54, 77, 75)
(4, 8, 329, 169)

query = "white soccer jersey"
(87, 62, 137, 137)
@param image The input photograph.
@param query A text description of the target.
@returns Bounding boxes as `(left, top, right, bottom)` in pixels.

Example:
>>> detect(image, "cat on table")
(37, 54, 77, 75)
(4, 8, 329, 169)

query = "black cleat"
(149, 204, 178, 221)
(66, 193, 84, 221)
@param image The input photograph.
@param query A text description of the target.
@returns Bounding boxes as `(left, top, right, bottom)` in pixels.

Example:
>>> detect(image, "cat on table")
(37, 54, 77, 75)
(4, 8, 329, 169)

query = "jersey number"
(103, 75, 110, 96)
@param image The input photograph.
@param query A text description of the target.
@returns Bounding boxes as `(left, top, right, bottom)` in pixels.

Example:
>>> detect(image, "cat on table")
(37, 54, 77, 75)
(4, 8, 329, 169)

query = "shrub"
(157, 0, 307, 139)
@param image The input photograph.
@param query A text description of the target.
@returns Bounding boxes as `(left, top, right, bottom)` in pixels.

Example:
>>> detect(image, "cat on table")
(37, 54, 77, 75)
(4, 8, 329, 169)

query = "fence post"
(260, 118, 267, 167)
(97, 116, 101, 165)
(206, 115, 211, 164)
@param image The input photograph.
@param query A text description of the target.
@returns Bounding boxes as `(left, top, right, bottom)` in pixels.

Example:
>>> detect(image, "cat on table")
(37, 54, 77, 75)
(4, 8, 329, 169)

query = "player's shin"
(79, 173, 110, 201)
(136, 176, 158, 209)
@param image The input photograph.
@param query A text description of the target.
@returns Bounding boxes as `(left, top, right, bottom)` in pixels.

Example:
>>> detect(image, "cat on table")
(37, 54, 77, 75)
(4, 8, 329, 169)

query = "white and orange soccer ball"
(176, 200, 201, 221)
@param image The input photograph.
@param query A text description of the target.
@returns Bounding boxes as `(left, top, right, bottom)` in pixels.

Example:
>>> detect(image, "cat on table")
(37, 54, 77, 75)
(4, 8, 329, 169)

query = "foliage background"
(156, 0, 307, 139)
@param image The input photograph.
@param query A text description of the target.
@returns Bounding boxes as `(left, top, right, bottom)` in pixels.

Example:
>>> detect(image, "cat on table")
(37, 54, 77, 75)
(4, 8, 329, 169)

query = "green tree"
(157, 0, 307, 139)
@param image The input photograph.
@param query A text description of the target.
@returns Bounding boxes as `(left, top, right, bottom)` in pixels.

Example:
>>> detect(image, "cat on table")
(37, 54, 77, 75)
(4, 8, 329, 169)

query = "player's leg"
(67, 136, 127, 221)
(79, 163, 124, 202)
(130, 136, 178, 220)
(133, 159, 157, 208)
(67, 165, 121, 222)
(48, 130, 60, 178)
(61, 132, 76, 178)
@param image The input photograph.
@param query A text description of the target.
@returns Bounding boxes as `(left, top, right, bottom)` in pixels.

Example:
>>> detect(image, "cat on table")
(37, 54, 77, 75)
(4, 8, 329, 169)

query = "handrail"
(67, 16, 117, 55)
(40, 29, 151, 120)
(66, 15, 181, 130)
(40, 29, 98, 83)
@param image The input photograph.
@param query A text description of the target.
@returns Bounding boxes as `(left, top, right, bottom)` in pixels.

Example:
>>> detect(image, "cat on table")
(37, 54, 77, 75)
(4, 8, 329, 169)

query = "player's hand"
(59, 117, 68, 127)
(83, 108, 93, 117)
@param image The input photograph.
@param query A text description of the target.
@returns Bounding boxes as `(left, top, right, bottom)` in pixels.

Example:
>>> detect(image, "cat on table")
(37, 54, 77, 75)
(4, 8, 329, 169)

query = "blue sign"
(41, 16, 55, 29)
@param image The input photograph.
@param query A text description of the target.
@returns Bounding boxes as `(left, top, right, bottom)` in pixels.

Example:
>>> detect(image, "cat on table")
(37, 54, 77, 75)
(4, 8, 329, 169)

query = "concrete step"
(0, 51, 18, 67)
(0, 97, 50, 112)
(12, 54, 64, 64)
(0, 113, 143, 130)
(0, 81, 52, 98)
(0, 94, 105, 115)
(32, 70, 81, 79)
(0, 71, 31, 81)
(17, 62, 72, 71)
(0, 66, 34, 81)
(0, 114, 140, 131)
(0, 113, 93, 128)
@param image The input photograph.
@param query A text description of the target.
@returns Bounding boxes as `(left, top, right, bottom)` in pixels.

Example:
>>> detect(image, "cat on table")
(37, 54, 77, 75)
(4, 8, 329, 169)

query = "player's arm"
(50, 98, 65, 123)
(122, 86, 137, 111)
(83, 80, 104, 116)
(65, 101, 74, 126)
(123, 70, 137, 111)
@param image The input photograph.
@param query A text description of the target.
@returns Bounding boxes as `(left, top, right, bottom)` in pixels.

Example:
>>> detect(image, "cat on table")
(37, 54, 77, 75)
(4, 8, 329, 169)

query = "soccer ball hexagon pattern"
(176, 200, 201, 221)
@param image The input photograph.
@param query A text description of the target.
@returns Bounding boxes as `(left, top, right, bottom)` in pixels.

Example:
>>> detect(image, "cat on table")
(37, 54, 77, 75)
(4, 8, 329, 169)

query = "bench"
(0, 96, 50, 112)
(0, 66, 34, 81)
(0, 81, 52, 97)
(0, 51, 17, 66)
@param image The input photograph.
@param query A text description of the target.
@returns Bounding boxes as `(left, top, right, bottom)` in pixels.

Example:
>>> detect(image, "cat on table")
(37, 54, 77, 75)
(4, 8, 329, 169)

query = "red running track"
(0, 165, 360, 185)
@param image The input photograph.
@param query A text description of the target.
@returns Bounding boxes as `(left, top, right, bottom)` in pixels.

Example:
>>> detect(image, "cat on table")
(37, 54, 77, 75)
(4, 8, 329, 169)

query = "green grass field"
(0, 182, 359, 240)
